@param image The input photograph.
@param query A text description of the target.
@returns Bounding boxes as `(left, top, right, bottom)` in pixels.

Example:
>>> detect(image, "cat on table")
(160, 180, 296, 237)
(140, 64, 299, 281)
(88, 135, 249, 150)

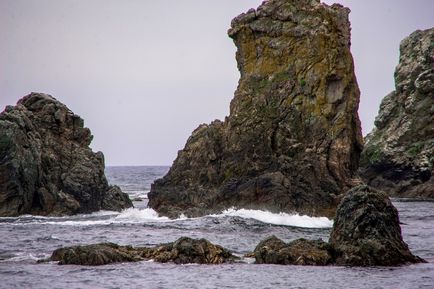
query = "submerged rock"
(149, 0, 363, 218)
(253, 186, 425, 266)
(0, 93, 132, 216)
(330, 185, 425, 266)
(360, 28, 434, 198)
(44, 237, 237, 265)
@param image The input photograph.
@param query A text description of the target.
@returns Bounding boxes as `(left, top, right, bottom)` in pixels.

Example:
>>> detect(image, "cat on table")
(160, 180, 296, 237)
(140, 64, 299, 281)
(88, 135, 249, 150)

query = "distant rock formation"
(0, 93, 132, 216)
(254, 186, 425, 266)
(360, 28, 433, 198)
(42, 237, 237, 265)
(254, 235, 334, 265)
(149, 0, 363, 218)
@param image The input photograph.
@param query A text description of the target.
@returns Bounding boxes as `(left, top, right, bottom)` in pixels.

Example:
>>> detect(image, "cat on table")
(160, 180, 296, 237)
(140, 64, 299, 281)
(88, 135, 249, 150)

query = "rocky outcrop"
(253, 186, 424, 266)
(149, 0, 363, 218)
(360, 28, 434, 198)
(0, 93, 132, 216)
(330, 185, 425, 266)
(43, 237, 237, 265)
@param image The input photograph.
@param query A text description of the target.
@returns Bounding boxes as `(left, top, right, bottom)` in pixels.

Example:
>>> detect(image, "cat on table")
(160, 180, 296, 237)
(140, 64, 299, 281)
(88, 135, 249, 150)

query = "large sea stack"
(360, 28, 434, 198)
(0, 93, 132, 216)
(149, 0, 363, 218)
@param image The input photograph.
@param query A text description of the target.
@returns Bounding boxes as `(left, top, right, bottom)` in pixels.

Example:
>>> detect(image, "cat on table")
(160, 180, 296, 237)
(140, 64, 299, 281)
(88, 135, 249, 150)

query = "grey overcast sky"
(1, 1, 433, 166)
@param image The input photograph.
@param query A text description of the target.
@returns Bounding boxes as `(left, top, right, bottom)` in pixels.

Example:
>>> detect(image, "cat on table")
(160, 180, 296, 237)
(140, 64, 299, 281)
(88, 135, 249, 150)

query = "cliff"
(360, 28, 434, 198)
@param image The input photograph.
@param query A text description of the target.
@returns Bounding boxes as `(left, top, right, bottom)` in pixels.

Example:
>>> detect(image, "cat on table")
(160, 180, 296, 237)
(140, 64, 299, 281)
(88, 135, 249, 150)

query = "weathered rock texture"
(0, 93, 132, 216)
(253, 186, 424, 266)
(44, 237, 237, 265)
(360, 28, 434, 198)
(254, 235, 334, 265)
(329, 185, 424, 266)
(149, 0, 363, 218)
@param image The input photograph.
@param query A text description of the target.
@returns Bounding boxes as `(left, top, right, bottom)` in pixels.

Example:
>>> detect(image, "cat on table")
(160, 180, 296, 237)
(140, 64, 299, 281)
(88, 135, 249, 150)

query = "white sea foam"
(211, 208, 333, 228)
(41, 208, 185, 226)
(0, 252, 49, 262)
(7, 207, 332, 228)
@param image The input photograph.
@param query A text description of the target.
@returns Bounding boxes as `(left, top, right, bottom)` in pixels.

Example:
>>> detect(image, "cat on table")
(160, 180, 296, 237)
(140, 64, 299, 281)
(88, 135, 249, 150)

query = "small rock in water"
(254, 236, 333, 266)
(330, 185, 425, 266)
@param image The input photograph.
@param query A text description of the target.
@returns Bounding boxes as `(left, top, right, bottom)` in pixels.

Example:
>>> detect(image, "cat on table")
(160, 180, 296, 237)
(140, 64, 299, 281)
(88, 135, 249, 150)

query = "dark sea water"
(0, 166, 433, 289)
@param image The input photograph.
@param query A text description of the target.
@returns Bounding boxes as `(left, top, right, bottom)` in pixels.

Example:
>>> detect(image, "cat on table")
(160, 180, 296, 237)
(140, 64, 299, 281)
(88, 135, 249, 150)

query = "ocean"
(0, 166, 433, 289)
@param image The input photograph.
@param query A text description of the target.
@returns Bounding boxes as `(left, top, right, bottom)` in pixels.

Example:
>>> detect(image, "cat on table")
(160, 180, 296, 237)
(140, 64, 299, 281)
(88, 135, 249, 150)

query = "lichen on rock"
(149, 0, 363, 218)
(360, 28, 434, 198)
(0, 93, 133, 216)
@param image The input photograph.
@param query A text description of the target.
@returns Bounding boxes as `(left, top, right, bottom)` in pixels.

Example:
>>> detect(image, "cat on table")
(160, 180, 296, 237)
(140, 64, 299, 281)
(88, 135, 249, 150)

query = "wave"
(210, 208, 333, 228)
(4, 207, 332, 228)
(41, 208, 182, 226)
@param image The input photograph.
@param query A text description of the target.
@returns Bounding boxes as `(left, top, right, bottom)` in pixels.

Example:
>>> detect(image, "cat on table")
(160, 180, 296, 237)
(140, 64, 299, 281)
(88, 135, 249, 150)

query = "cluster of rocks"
(255, 186, 424, 266)
(149, 0, 363, 219)
(41, 237, 237, 266)
(42, 186, 424, 266)
(0, 93, 132, 216)
(360, 28, 433, 198)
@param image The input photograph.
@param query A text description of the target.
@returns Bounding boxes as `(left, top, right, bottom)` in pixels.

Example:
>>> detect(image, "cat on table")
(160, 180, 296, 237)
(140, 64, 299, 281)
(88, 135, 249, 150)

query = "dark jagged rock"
(329, 185, 425, 266)
(42, 237, 237, 265)
(252, 186, 425, 266)
(254, 235, 333, 266)
(145, 237, 237, 264)
(0, 93, 132, 216)
(149, 0, 363, 218)
(48, 243, 141, 266)
(360, 28, 434, 198)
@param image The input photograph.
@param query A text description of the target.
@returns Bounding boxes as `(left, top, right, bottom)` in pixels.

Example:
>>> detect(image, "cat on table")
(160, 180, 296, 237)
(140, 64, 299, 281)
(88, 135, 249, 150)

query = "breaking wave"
(2, 207, 332, 228)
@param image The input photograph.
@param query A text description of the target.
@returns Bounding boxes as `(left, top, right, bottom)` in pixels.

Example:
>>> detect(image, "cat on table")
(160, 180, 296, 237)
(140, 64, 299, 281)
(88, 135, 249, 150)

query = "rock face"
(360, 28, 434, 198)
(149, 0, 363, 218)
(329, 185, 424, 266)
(253, 186, 424, 266)
(44, 237, 237, 265)
(0, 93, 132, 216)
